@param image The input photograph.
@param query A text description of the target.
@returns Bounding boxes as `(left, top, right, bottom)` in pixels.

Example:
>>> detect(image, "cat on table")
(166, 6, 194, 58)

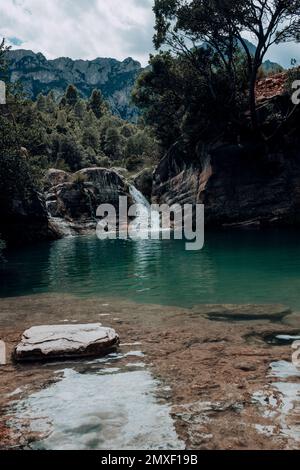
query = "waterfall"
(45, 197, 74, 238)
(49, 217, 74, 238)
(129, 185, 151, 210)
(129, 185, 161, 235)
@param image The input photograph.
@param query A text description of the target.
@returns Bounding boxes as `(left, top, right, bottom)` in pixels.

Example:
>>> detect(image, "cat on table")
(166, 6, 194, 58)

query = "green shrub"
(125, 155, 142, 172)
(95, 156, 111, 168)
(285, 67, 300, 95)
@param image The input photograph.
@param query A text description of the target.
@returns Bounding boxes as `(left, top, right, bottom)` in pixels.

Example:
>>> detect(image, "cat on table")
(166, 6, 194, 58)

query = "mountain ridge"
(6, 44, 283, 123)
(7, 49, 143, 122)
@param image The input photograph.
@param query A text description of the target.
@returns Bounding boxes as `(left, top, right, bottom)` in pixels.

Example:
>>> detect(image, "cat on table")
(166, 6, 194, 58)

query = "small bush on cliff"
(95, 155, 111, 168)
(285, 67, 300, 95)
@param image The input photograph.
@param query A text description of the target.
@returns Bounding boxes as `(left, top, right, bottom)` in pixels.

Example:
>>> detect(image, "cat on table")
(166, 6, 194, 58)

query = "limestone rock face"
(131, 168, 153, 202)
(15, 324, 120, 361)
(152, 137, 300, 228)
(152, 142, 202, 207)
(7, 50, 142, 121)
(45, 167, 132, 225)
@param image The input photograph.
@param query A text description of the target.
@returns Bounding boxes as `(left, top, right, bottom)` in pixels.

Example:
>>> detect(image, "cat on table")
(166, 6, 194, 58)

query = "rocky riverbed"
(1, 294, 300, 450)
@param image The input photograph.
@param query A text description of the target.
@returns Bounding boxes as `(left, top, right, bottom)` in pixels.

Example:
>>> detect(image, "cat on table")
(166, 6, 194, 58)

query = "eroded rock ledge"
(44, 167, 132, 235)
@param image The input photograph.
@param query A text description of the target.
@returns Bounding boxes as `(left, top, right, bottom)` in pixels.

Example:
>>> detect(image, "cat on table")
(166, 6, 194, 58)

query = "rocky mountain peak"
(7, 50, 143, 122)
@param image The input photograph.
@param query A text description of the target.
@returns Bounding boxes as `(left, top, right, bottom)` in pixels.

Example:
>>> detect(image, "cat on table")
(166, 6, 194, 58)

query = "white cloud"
(0, 0, 155, 65)
(1, 0, 298, 68)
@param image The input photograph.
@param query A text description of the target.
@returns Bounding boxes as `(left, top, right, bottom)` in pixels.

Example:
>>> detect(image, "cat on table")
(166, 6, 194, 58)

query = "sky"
(0, 0, 299, 67)
(0, 0, 155, 65)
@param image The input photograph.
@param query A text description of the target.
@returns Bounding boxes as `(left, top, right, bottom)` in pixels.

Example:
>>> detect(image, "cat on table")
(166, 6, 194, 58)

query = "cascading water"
(45, 184, 165, 239)
(48, 216, 74, 238)
(129, 186, 161, 236)
(129, 185, 151, 210)
(45, 195, 74, 238)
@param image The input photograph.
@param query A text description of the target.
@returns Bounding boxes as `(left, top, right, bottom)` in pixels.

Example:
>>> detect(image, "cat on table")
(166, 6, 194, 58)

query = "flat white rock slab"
(15, 324, 119, 362)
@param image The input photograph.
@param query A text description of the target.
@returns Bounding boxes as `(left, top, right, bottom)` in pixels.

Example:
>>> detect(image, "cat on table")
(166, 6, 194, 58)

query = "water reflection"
(2, 230, 300, 308)
(8, 358, 184, 450)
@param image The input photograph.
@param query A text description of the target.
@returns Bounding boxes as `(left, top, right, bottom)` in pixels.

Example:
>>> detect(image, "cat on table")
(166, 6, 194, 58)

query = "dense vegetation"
(0, 84, 160, 177)
(0, 39, 161, 252)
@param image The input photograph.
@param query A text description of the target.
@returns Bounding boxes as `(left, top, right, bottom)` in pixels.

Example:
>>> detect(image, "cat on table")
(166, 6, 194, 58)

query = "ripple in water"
(2, 229, 300, 309)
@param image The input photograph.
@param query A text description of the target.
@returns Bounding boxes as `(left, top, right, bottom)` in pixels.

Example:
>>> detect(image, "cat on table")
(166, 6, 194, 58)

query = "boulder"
(0, 340, 6, 365)
(15, 324, 119, 362)
(45, 167, 132, 222)
(43, 169, 71, 191)
(190, 304, 292, 321)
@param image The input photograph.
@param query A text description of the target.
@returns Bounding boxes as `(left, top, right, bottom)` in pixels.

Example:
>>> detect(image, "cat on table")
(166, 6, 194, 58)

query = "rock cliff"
(7, 50, 142, 121)
(0, 156, 58, 246)
(44, 167, 132, 235)
(152, 91, 300, 228)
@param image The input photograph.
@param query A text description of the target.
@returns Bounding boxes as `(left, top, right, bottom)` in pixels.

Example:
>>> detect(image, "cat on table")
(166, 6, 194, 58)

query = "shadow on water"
(1, 229, 300, 308)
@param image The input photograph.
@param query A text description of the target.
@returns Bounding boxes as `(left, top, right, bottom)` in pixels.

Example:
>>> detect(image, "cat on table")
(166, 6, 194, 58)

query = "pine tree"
(74, 99, 86, 119)
(36, 93, 47, 112)
(65, 84, 79, 107)
(83, 109, 98, 128)
(104, 127, 122, 160)
(56, 110, 68, 133)
(45, 91, 56, 113)
(88, 89, 106, 119)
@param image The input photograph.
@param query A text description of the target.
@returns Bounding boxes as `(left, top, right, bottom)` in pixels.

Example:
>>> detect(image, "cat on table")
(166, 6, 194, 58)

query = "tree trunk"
(249, 69, 258, 130)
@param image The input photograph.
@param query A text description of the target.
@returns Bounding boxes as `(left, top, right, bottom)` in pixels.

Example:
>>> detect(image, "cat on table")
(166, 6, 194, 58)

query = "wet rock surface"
(45, 167, 132, 234)
(0, 294, 300, 450)
(14, 324, 120, 362)
(131, 168, 153, 202)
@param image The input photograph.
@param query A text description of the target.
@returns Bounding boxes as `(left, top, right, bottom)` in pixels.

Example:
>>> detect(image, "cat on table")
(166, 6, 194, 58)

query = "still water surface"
(1, 230, 300, 308)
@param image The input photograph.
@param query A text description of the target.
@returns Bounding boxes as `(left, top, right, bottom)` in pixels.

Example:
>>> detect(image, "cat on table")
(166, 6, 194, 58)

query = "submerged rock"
(15, 324, 119, 362)
(282, 313, 300, 328)
(191, 304, 292, 321)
